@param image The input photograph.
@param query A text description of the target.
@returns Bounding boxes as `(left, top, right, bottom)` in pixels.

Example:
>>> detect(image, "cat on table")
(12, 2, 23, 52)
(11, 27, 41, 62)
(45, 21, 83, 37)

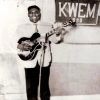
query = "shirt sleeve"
(16, 25, 38, 68)
(49, 22, 66, 44)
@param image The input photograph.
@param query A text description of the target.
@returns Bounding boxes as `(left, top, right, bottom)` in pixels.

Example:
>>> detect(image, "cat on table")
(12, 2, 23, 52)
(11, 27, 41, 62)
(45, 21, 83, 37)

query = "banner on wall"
(55, 0, 100, 25)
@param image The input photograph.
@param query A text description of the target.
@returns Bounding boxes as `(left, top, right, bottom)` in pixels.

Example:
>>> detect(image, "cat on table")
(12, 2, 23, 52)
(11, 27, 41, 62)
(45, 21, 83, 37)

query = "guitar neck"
(46, 25, 64, 39)
(46, 22, 71, 38)
(46, 28, 57, 37)
(44, 20, 75, 41)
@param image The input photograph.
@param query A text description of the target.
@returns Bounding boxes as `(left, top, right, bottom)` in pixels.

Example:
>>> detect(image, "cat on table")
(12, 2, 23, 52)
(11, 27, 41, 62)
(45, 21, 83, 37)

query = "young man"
(17, 5, 65, 100)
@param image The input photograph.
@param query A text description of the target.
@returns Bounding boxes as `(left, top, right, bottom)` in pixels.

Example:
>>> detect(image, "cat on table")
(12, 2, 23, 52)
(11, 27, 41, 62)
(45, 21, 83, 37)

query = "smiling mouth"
(30, 19, 38, 23)
(33, 17, 37, 19)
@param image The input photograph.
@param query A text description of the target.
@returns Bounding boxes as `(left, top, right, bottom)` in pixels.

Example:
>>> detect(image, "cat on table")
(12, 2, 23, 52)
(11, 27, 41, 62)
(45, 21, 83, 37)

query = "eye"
(29, 11, 39, 14)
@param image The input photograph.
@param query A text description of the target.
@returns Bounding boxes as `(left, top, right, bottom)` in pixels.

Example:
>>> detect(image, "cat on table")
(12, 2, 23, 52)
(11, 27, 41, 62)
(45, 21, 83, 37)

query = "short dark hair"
(28, 5, 41, 12)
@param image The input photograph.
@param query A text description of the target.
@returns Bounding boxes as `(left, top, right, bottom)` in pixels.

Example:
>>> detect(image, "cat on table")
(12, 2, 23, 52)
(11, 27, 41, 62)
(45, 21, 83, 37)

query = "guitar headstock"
(63, 19, 76, 27)
(48, 19, 76, 37)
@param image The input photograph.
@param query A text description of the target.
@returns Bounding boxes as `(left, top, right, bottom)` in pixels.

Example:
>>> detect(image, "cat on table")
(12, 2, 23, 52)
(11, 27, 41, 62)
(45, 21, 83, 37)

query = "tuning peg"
(72, 21, 76, 26)
(69, 19, 76, 26)
(62, 22, 68, 27)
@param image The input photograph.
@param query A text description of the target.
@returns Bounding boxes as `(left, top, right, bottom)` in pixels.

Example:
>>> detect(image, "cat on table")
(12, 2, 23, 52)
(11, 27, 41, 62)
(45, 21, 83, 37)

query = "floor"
(0, 94, 100, 100)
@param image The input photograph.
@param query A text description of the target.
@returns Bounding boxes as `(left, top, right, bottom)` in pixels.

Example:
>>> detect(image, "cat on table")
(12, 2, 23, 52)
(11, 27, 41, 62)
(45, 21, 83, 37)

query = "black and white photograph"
(0, 0, 100, 100)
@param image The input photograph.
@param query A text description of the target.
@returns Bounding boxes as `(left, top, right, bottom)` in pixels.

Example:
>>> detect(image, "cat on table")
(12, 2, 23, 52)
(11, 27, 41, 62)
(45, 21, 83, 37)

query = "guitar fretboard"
(46, 27, 61, 38)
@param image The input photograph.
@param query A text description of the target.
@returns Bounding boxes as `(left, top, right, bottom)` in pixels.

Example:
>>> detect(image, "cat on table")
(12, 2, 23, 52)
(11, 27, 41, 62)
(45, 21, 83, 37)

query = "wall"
(0, 0, 100, 99)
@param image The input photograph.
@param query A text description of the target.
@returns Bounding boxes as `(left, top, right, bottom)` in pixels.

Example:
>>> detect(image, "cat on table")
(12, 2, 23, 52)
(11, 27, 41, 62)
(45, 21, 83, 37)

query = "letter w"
(68, 3, 78, 17)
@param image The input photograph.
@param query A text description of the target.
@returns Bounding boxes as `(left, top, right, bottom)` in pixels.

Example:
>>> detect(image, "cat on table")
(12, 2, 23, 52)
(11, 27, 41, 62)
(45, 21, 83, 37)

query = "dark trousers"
(25, 62, 51, 100)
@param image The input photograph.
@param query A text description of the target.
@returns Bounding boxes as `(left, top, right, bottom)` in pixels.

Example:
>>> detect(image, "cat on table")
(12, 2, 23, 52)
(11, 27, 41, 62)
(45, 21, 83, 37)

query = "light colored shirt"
(16, 21, 53, 68)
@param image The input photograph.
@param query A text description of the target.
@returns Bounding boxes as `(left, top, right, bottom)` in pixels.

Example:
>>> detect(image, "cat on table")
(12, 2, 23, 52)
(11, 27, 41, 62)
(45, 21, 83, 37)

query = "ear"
(38, 13, 41, 20)
(39, 13, 41, 18)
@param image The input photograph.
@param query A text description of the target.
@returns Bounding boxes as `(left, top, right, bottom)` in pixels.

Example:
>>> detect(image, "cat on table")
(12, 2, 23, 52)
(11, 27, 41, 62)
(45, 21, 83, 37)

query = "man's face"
(28, 8, 41, 23)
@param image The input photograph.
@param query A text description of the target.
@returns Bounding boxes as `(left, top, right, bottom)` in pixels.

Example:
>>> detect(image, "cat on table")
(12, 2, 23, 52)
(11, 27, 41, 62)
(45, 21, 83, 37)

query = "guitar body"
(17, 33, 41, 61)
